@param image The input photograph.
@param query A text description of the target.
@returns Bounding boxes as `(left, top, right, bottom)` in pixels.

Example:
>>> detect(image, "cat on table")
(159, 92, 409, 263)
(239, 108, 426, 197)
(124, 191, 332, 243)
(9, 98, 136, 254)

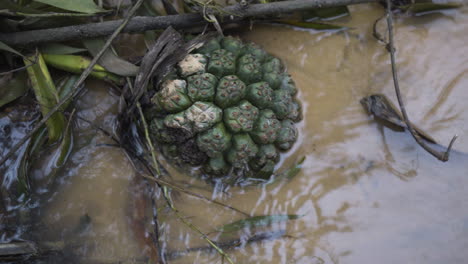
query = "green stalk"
(42, 54, 122, 83)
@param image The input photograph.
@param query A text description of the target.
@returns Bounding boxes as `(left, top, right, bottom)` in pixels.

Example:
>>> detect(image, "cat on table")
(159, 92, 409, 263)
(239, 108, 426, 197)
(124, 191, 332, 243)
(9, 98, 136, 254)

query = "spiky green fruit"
(164, 102, 222, 134)
(221, 36, 243, 56)
(249, 144, 279, 171)
(240, 42, 268, 62)
(250, 109, 281, 144)
(207, 49, 236, 77)
(224, 100, 259, 133)
(262, 58, 283, 89)
(147, 36, 302, 180)
(178, 54, 207, 77)
(226, 133, 259, 168)
(185, 102, 222, 133)
(152, 79, 192, 113)
(246, 82, 274, 109)
(197, 123, 232, 157)
(271, 89, 294, 120)
(215, 75, 246, 108)
(280, 74, 298, 95)
(275, 120, 298, 151)
(237, 54, 262, 84)
(187, 73, 217, 102)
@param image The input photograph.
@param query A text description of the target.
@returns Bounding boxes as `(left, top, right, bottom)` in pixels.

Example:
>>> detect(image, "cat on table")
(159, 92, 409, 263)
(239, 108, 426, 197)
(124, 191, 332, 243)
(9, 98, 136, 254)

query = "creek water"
(2, 3, 468, 264)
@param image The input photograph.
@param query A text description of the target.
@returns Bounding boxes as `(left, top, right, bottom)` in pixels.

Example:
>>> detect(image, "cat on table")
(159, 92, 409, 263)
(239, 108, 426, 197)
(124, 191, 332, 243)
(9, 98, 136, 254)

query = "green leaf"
(0, 40, 23, 57)
(302, 6, 350, 21)
(33, 0, 106, 14)
(40, 43, 87, 55)
(17, 127, 48, 196)
(218, 214, 303, 233)
(83, 38, 139, 76)
(24, 52, 66, 143)
(399, 3, 461, 15)
(282, 156, 306, 179)
(273, 20, 346, 31)
(49, 112, 73, 168)
(0, 72, 29, 108)
(266, 156, 306, 185)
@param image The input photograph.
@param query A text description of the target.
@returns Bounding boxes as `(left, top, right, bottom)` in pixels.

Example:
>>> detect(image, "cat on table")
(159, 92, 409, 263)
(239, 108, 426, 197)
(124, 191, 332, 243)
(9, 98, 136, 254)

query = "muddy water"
(31, 3, 468, 264)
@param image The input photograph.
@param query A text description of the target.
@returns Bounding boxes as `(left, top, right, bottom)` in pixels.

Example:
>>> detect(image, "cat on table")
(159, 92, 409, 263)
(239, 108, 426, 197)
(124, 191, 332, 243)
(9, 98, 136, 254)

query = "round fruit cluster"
(148, 36, 301, 178)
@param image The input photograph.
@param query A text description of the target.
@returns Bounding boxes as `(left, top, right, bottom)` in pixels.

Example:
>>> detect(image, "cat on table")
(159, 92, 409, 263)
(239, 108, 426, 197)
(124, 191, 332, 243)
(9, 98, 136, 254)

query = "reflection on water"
(2, 3, 468, 264)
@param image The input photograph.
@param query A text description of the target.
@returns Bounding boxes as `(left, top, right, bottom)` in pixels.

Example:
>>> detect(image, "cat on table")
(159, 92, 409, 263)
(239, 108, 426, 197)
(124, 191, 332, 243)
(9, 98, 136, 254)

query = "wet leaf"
(49, 111, 73, 168)
(56, 75, 79, 110)
(302, 6, 350, 21)
(17, 127, 48, 196)
(83, 38, 139, 76)
(0, 73, 29, 108)
(24, 52, 66, 143)
(40, 43, 87, 55)
(281, 156, 306, 179)
(273, 20, 346, 31)
(265, 156, 306, 186)
(0, 40, 23, 57)
(218, 214, 303, 233)
(33, 0, 106, 14)
(399, 3, 461, 15)
(42, 53, 122, 83)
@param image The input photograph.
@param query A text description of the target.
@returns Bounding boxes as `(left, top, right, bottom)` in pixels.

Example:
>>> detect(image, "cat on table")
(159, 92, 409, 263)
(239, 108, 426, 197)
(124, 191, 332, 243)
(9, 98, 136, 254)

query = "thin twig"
(139, 174, 249, 217)
(0, 49, 39, 76)
(384, 0, 458, 161)
(0, 0, 376, 46)
(0, 0, 146, 167)
(165, 230, 286, 260)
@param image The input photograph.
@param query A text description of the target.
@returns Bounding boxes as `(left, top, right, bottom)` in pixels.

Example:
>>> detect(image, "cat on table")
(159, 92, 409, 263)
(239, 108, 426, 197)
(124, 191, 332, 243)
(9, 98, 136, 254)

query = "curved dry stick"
(384, 0, 458, 162)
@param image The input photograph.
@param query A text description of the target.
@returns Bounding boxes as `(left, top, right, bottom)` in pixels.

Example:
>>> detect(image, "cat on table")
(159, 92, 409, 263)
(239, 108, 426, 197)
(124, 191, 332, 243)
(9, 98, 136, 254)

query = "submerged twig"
(165, 230, 286, 260)
(0, 0, 146, 167)
(383, 0, 458, 161)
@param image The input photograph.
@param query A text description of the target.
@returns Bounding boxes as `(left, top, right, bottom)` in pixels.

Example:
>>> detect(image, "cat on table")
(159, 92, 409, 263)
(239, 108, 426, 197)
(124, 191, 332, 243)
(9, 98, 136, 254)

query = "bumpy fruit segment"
(215, 75, 246, 108)
(226, 133, 259, 168)
(197, 123, 232, 157)
(250, 109, 281, 145)
(224, 100, 259, 133)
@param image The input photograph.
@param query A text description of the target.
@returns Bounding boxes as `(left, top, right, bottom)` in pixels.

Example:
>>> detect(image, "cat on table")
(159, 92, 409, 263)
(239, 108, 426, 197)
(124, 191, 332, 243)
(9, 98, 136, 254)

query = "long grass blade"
(24, 52, 66, 143)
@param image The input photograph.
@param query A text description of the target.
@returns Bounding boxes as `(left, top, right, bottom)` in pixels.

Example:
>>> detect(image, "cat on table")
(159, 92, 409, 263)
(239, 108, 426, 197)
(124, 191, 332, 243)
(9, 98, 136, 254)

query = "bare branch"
(384, 0, 458, 162)
(0, 0, 376, 46)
